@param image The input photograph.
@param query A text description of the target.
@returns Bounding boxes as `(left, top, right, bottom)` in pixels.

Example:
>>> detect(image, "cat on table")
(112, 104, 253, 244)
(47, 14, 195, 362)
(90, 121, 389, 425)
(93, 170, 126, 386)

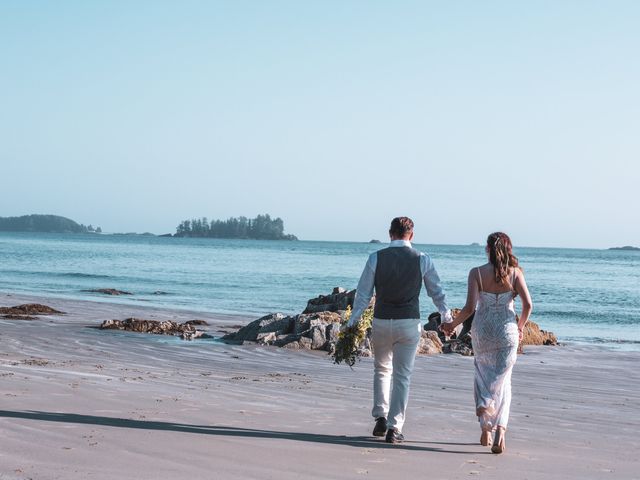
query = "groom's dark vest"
(373, 246, 422, 319)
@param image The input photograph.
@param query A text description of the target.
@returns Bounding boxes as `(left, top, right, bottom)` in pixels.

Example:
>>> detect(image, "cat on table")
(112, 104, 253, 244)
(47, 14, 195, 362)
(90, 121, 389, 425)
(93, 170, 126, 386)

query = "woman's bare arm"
(441, 269, 478, 334)
(514, 269, 533, 330)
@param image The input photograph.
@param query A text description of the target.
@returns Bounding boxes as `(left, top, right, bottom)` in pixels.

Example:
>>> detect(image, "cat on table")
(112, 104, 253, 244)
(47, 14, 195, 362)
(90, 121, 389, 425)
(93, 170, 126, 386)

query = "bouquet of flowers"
(331, 305, 374, 367)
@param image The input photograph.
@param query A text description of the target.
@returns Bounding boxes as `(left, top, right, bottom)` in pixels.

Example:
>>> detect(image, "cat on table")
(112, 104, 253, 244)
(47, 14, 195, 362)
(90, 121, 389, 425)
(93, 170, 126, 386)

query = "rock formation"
(519, 321, 558, 352)
(0, 304, 64, 316)
(84, 288, 133, 295)
(0, 304, 63, 315)
(302, 287, 356, 314)
(222, 287, 559, 356)
(426, 309, 558, 354)
(99, 318, 211, 341)
(222, 311, 343, 351)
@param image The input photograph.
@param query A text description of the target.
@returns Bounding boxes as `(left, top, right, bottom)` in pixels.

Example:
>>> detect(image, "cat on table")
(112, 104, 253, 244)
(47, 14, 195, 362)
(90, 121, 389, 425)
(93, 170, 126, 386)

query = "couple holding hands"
(347, 217, 533, 454)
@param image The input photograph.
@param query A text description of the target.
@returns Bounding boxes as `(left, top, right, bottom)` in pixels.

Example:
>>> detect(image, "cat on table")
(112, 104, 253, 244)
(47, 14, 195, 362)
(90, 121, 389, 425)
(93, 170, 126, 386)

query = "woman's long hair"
(487, 232, 519, 284)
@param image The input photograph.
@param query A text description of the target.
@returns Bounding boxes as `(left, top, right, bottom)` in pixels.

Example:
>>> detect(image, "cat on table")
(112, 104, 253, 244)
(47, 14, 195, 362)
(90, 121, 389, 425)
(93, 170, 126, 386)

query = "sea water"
(0, 233, 638, 350)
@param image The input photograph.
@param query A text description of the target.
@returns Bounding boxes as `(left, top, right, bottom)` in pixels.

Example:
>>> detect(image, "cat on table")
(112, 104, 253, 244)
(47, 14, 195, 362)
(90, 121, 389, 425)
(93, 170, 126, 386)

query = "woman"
(441, 232, 532, 454)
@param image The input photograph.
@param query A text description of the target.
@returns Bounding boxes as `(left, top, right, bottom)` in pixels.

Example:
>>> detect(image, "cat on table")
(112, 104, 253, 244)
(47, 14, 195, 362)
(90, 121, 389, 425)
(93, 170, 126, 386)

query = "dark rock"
(443, 340, 474, 356)
(99, 318, 211, 341)
(303, 287, 373, 314)
(325, 323, 341, 344)
(182, 329, 213, 341)
(369, 239, 382, 243)
(84, 288, 133, 296)
(185, 320, 209, 326)
(0, 304, 64, 315)
(282, 336, 313, 350)
(2, 314, 37, 320)
(425, 309, 467, 344)
(442, 332, 474, 356)
(222, 309, 342, 352)
(310, 325, 328, 350)
(273, 333, 302, 347)
(358, 337, 373, 357)
(423, 312, 441, 332)
(294, 312, 342, 335)
(221, 313, 294, 344)
(100, 318, 175, 333)
(257, 331, 278, 344)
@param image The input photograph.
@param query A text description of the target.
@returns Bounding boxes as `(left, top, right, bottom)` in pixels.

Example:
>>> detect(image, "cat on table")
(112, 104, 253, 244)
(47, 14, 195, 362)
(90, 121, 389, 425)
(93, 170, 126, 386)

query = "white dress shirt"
(348, 239, 452, 326)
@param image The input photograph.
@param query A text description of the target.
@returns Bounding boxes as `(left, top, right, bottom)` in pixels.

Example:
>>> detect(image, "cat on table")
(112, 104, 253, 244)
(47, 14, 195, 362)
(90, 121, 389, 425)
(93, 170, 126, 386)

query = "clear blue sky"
(1, 1, 638, 248)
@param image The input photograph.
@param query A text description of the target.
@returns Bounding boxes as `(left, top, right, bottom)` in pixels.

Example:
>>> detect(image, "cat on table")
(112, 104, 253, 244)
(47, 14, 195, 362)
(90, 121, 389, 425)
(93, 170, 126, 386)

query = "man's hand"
(340, 317, 359, 332)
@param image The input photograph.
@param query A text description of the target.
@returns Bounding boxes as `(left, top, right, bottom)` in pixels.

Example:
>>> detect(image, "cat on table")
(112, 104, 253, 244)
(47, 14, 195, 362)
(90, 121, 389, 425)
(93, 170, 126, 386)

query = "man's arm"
(347, 253, 376, 326)
(421, 254, 452, 323)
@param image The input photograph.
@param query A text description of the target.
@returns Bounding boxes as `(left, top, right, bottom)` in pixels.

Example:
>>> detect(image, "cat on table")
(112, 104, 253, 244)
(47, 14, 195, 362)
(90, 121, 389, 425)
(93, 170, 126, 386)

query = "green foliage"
(175, 214, 297, 240)
(0, 214, 99, 234)
(331, 305, 374, 367)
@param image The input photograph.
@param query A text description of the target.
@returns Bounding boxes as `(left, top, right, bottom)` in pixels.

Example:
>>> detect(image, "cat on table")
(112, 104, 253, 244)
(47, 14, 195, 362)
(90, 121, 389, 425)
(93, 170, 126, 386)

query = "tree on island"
(0, 214, 100, 234)
(175, 214, 297, 240)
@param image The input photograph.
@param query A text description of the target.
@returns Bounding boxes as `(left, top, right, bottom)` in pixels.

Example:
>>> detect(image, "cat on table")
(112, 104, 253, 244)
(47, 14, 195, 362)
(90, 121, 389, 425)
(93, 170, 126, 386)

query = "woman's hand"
(440, 322, 456, 336)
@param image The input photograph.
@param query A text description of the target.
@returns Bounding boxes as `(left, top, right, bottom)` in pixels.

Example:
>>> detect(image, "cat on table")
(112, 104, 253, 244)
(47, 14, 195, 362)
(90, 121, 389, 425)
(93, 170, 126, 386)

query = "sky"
(1, 0, 638, 248)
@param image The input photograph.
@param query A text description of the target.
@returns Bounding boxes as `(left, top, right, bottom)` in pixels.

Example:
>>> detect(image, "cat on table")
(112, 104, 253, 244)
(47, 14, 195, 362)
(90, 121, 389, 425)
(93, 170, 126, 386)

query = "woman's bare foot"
(480, 429, 493, 446)
(491, 426, 506, 454)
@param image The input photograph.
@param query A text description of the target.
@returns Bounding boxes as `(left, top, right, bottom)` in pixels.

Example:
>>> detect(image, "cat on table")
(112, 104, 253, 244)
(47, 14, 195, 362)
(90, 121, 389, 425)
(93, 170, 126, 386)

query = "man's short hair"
(389, 217, 414, 238)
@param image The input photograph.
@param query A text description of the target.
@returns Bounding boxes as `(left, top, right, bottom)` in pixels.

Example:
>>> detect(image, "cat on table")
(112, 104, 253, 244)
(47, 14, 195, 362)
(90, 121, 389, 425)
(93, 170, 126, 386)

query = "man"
(347, 216, 451, 443)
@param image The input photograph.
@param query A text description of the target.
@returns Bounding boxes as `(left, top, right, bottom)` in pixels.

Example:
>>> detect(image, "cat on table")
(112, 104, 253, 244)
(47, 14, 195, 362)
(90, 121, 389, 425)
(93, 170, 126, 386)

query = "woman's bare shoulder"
(469, 263, 491, 278)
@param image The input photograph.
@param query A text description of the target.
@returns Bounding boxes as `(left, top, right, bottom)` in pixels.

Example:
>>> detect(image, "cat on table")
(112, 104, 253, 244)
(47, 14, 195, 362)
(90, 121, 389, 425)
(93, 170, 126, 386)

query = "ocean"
(0, 232, 638, 350)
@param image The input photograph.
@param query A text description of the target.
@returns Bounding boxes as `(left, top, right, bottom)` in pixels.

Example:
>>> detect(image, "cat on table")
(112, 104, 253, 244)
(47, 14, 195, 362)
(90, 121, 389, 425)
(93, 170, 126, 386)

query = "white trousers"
(370, 317, 422, 432)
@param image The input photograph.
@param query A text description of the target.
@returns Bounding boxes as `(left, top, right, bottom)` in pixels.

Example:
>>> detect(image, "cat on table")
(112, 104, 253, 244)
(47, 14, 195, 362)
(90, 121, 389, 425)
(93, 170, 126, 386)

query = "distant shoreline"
(0, 230, 636, 251)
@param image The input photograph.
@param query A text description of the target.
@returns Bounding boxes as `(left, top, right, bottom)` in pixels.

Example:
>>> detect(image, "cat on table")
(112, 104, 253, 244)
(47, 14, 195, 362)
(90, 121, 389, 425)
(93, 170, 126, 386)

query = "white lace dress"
(471, 270, 519, 430)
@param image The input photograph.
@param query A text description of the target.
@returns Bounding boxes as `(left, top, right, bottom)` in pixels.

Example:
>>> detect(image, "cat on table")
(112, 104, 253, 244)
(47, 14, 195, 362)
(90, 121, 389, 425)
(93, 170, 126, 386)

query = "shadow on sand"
(0, 410, 484, 454)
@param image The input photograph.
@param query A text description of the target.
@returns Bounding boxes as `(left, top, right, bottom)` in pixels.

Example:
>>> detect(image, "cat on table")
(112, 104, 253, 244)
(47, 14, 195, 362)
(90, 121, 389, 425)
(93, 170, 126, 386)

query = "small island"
(369, 239, 382, 244)
(0, 214, 101, 234)
(609, 246, 640, 251)
(173, 214, 298, 240)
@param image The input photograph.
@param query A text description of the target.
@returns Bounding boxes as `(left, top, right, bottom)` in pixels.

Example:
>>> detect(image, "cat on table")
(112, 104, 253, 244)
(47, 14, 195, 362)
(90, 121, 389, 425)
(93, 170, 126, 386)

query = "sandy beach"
(1, 292, 639, 480)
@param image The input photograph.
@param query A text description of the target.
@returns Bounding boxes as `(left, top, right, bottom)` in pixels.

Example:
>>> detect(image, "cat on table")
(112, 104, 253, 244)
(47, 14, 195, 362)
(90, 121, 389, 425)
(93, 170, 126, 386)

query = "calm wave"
(0, 232, 638, 350)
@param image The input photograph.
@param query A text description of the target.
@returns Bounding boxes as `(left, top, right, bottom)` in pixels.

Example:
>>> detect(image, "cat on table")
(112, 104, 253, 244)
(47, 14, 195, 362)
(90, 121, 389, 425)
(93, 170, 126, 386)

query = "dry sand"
(1, 292, 639, 480)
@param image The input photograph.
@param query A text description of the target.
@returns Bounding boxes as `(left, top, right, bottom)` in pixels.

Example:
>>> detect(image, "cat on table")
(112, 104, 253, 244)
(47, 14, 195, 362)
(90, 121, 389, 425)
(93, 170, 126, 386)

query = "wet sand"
(1, 292, 639, 479)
